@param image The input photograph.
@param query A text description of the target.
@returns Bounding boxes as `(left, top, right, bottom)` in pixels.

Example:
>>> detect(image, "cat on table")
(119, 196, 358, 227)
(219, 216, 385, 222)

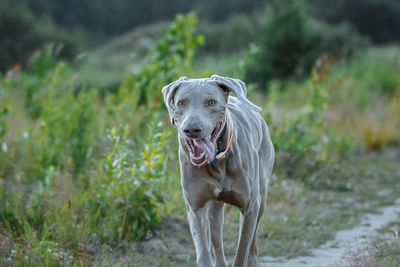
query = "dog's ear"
(210, 75, 262, 112)
(161, 76, 188, 126)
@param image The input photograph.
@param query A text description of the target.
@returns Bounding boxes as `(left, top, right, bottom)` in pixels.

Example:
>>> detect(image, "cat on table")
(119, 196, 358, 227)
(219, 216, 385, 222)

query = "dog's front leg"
(233, 199, 260, 267)
(187, 205, 213, 267)
(208, 200, 227, 267)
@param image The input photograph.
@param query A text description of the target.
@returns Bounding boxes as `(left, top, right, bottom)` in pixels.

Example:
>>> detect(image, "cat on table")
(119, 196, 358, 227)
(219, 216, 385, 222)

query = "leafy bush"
(87, 124, 168, 242)
(244, 0, 368, 90)
(272, 64, 330, 179)
(16, 61, 99, 180)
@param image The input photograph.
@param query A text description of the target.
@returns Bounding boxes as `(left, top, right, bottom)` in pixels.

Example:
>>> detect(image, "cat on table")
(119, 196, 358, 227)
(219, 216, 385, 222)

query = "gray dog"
(162, 75, 274, 267)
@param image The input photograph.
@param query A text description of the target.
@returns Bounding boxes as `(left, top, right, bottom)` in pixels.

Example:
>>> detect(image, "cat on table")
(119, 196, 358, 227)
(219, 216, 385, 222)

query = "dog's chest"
(215, 189, 244, 208)
(210, 168, 248, 209)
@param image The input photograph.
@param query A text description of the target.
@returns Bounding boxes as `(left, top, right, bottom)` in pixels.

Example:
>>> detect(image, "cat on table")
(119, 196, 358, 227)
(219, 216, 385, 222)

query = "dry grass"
(355, 93, 400, 150)
(357, 117, 398, 150)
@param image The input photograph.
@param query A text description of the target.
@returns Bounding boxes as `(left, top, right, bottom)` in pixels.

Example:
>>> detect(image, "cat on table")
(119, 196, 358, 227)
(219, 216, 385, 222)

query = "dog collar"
(200, 113, 234, 167)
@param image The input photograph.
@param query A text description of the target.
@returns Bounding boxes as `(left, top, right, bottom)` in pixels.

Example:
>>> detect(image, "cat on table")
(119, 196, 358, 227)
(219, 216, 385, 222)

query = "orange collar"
(209, 113, 234, 166)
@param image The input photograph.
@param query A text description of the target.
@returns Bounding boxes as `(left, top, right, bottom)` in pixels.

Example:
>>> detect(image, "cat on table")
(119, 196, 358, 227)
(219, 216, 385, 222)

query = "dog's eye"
(207, 100, 216, 106)
(177, 100, 185, 107)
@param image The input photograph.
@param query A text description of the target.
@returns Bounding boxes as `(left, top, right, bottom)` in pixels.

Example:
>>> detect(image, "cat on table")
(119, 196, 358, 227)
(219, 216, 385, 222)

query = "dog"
(162, 75, 274, 267)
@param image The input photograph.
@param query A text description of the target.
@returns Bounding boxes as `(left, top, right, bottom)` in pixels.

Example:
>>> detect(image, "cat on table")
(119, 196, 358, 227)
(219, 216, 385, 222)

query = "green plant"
(272, 65, 330, 179)
(19, 61, 100, 180)
(87, 123, 169, 242)
(245, 0, 316, 88)
(31, 44, 59, 77)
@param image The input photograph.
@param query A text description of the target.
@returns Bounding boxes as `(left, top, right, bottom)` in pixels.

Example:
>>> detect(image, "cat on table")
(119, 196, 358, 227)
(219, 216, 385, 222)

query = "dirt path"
(258, 198, 400, 267)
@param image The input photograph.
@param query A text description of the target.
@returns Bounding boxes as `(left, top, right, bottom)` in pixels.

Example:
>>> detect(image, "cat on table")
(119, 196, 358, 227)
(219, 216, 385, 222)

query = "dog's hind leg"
(248, 128, 274, 266)
(247, 191, 267, 267)
(208, 200, 227, 267)
(233, 198, 260, 267)
(249, 165, 272, 266)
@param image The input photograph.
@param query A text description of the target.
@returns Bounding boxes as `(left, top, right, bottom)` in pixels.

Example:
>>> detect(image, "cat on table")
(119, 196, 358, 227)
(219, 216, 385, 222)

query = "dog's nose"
(184, 127, 202, 139)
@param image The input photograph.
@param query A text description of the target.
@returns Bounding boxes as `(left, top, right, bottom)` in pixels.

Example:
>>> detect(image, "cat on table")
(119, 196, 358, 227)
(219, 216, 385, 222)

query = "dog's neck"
(216, 112, 231, 155)
(216, 123, 227, 154)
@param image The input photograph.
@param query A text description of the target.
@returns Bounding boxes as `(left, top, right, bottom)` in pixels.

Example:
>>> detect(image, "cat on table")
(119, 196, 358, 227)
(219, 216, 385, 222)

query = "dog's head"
(162, 75, 261, 167)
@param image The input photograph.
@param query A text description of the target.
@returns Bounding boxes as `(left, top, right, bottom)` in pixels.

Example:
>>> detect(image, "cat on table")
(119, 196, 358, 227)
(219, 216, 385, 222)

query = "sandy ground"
(259, 198, 400, 267)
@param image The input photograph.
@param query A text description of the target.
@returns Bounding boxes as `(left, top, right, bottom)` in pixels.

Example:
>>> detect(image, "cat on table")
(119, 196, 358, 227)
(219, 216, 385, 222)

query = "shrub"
(21, 62, 100, 180)
(272, 64, 330, 179)
(87, 123, 169, 242)
(244, 0, 368, 90)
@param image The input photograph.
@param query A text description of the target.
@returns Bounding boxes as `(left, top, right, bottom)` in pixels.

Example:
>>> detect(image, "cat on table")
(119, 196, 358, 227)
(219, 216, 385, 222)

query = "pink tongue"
(194, 138, 215, 162)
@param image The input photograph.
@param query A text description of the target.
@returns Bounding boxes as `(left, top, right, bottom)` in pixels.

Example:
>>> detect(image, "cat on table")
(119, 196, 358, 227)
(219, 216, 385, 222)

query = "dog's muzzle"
(184, 121, 222, 166)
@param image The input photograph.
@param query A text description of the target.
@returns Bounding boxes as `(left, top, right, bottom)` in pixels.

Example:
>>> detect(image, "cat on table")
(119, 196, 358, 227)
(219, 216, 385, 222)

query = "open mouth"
(185, 121, 223, 166)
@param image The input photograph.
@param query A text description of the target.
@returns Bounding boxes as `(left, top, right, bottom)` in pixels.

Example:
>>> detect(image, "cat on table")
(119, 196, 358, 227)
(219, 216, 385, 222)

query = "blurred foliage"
(2, 0, 399, 75)
(198, 13, 261, 55)
(244, 0, 368, 90)
(310, 0, 400, 44)
(110, 13, 203, 110)
(15, 0, 267, 36)
(0, 2, 82, 72)
(195, 0, 270, 22)
(19, 0, 195, 36)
